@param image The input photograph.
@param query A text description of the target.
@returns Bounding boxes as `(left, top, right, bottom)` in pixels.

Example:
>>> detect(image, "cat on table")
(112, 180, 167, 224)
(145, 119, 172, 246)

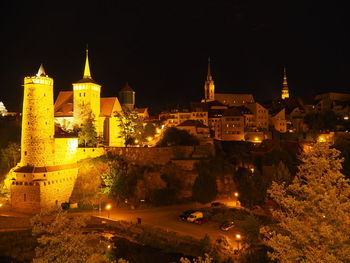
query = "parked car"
(178, 209, 196, 221)
(220, 221, 235, 231)
(194, 217, 209, 225)
(211, 202, 226, 208)
(187, 211, 204, 222)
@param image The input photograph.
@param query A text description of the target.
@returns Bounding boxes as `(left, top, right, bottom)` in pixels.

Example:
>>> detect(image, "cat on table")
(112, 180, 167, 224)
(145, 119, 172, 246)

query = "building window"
(24, 151, 27, 156)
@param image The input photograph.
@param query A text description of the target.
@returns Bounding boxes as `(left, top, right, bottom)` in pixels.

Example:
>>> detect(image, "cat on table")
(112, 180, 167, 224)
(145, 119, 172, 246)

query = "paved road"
(0, 202, 242, 249)
(89, 203, 241, 249)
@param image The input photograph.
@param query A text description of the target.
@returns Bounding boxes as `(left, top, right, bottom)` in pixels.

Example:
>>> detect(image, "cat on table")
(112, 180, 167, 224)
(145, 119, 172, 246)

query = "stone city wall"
(105, 146, 196, 165)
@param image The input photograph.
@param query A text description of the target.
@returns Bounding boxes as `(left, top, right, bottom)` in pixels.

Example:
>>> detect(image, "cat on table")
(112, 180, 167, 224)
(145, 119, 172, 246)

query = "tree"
(0, 142, 20, 170)
(157, 127, 199, 147)
(233, 168, 267, 209)
(78, 109, 98, 147)
(261, 143, 350, 263)
(142, 122, 156, 140)
(115, 110, 143, 146)
(31, 209, 116, 263)
(101, 156, 141, 205)
(271, 161, 292, 186)
(192, 161, 218, 204)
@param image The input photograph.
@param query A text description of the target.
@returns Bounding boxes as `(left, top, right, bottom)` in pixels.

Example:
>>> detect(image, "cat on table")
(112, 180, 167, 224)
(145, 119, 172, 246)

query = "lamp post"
(235, 234, 242, 250)
(234, 192, 239, 206)
(105, 204, 111, 219)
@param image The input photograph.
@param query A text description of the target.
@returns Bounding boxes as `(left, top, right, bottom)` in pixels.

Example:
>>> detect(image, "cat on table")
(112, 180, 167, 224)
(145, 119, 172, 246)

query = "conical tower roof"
(36, 64, 46, 77)
(120, 82, 134, 92)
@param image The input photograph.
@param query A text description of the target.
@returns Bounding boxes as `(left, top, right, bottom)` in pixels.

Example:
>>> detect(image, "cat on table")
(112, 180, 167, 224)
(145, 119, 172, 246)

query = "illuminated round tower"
(21, 64, 55, 167)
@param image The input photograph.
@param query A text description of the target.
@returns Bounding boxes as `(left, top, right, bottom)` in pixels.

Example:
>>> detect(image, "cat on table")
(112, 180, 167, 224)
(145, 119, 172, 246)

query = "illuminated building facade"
(54, 49, 124, 147)
(0, 101, 8, 116)
(11, 65, 78, 213)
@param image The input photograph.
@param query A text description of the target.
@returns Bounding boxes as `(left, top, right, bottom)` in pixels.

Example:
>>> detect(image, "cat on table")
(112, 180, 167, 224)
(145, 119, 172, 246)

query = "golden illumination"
(147, 136, 153, 142)
(105, 204, 112, 210)
(318, 137, 326, 143)
(235, 234, 241, 240)
(234, 192, 239, 197)
(0, 203, 3, 208)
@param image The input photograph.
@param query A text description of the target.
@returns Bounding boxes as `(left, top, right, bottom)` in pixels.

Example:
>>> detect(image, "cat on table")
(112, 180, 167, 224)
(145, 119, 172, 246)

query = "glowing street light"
(105, 204, 112, 218)
(234, 192, 239, 197)
(235, 234, 242, 250)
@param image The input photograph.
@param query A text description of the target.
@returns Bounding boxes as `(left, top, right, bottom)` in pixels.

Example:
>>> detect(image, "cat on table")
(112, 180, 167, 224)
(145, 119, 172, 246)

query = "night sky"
(1, 1, 350, 113)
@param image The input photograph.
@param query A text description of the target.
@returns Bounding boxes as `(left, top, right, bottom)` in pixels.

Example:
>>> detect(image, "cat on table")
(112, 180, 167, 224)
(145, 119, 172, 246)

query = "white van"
(187, 211, 204, 222)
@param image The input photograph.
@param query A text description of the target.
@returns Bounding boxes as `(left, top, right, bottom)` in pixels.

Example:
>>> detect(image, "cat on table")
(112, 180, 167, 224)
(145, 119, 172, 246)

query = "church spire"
(207, 57, 212, 81)
(83, 46, 91, 79)
(202, 57, 215, 102)
(281, 67, 289, 99)
(36, 64, 46, 77)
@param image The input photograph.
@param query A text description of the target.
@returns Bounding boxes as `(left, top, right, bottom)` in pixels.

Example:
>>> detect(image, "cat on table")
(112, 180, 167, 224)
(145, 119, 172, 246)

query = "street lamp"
(234, 192, 239, 206)
(235, 234, 242, 250)
(105, 204, 112, 219)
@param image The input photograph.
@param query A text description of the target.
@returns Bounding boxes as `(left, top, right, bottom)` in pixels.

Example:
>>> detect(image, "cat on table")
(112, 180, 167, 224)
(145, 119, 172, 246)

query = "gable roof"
(54, 92, 122, 118)
(54, 91, 73, 117)
(100, 97, 122, 117)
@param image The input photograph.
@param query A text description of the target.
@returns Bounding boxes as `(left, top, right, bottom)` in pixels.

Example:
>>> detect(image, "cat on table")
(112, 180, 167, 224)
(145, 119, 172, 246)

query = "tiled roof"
(54, 91, 73, 117)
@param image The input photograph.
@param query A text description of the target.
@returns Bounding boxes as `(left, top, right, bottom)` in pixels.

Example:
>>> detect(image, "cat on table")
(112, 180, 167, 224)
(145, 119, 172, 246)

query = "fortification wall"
(76, 147, 105, 161)
(40, 168, 78, 209)
(105, 146, 196, 165)
(11, 167, 78, 213)
(11, 183, 41, 213)
(54, 138, 78, 165)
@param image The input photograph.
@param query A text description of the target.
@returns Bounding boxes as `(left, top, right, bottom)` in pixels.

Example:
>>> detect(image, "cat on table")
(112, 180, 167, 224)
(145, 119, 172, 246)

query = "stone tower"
(204, 57, 215, 102)
(119, 82, 135, 111)
(11, 65, 78, 213)
(73, 48, 101, 127)
(21, 64, 55, 167)
(281, 67, 289, 100)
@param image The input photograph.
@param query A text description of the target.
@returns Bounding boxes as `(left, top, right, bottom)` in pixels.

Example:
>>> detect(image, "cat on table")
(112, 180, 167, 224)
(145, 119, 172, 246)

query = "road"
(89, 202, 241, 249)
(0, 202, 242, 249)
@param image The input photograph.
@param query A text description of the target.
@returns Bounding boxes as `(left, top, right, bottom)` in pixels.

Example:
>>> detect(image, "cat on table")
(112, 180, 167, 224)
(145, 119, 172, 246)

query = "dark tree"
(192, 161, 218, 204)
(233, 167, 267, 208)
(157, 127, 199, 147)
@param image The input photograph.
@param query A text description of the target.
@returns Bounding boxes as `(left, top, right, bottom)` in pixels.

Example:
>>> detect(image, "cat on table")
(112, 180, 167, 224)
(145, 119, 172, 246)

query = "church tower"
(73, 48, 101, 127)
(21, 64, 55, 167)
(119, 82, 135, 111)
(203, 57, 215, 102)
(281, 67, 289, 100)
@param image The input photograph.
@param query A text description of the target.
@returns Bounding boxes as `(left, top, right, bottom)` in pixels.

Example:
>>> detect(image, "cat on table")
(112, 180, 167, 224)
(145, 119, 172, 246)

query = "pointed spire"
(83, 45, 91, 79)
(207, 57, 212, 81)
(283, 66, 288, 86)
(281, 66, 289, 99)
(36, 64, 46, 77)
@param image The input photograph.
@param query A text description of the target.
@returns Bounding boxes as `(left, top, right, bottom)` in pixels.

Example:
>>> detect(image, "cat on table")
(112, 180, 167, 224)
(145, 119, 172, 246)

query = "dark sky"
(1, 1, 350, 112)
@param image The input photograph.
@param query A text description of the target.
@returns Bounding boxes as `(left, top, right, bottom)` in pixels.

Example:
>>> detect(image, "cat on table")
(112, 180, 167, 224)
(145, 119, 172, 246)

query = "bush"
(61, 202, 70, 210)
